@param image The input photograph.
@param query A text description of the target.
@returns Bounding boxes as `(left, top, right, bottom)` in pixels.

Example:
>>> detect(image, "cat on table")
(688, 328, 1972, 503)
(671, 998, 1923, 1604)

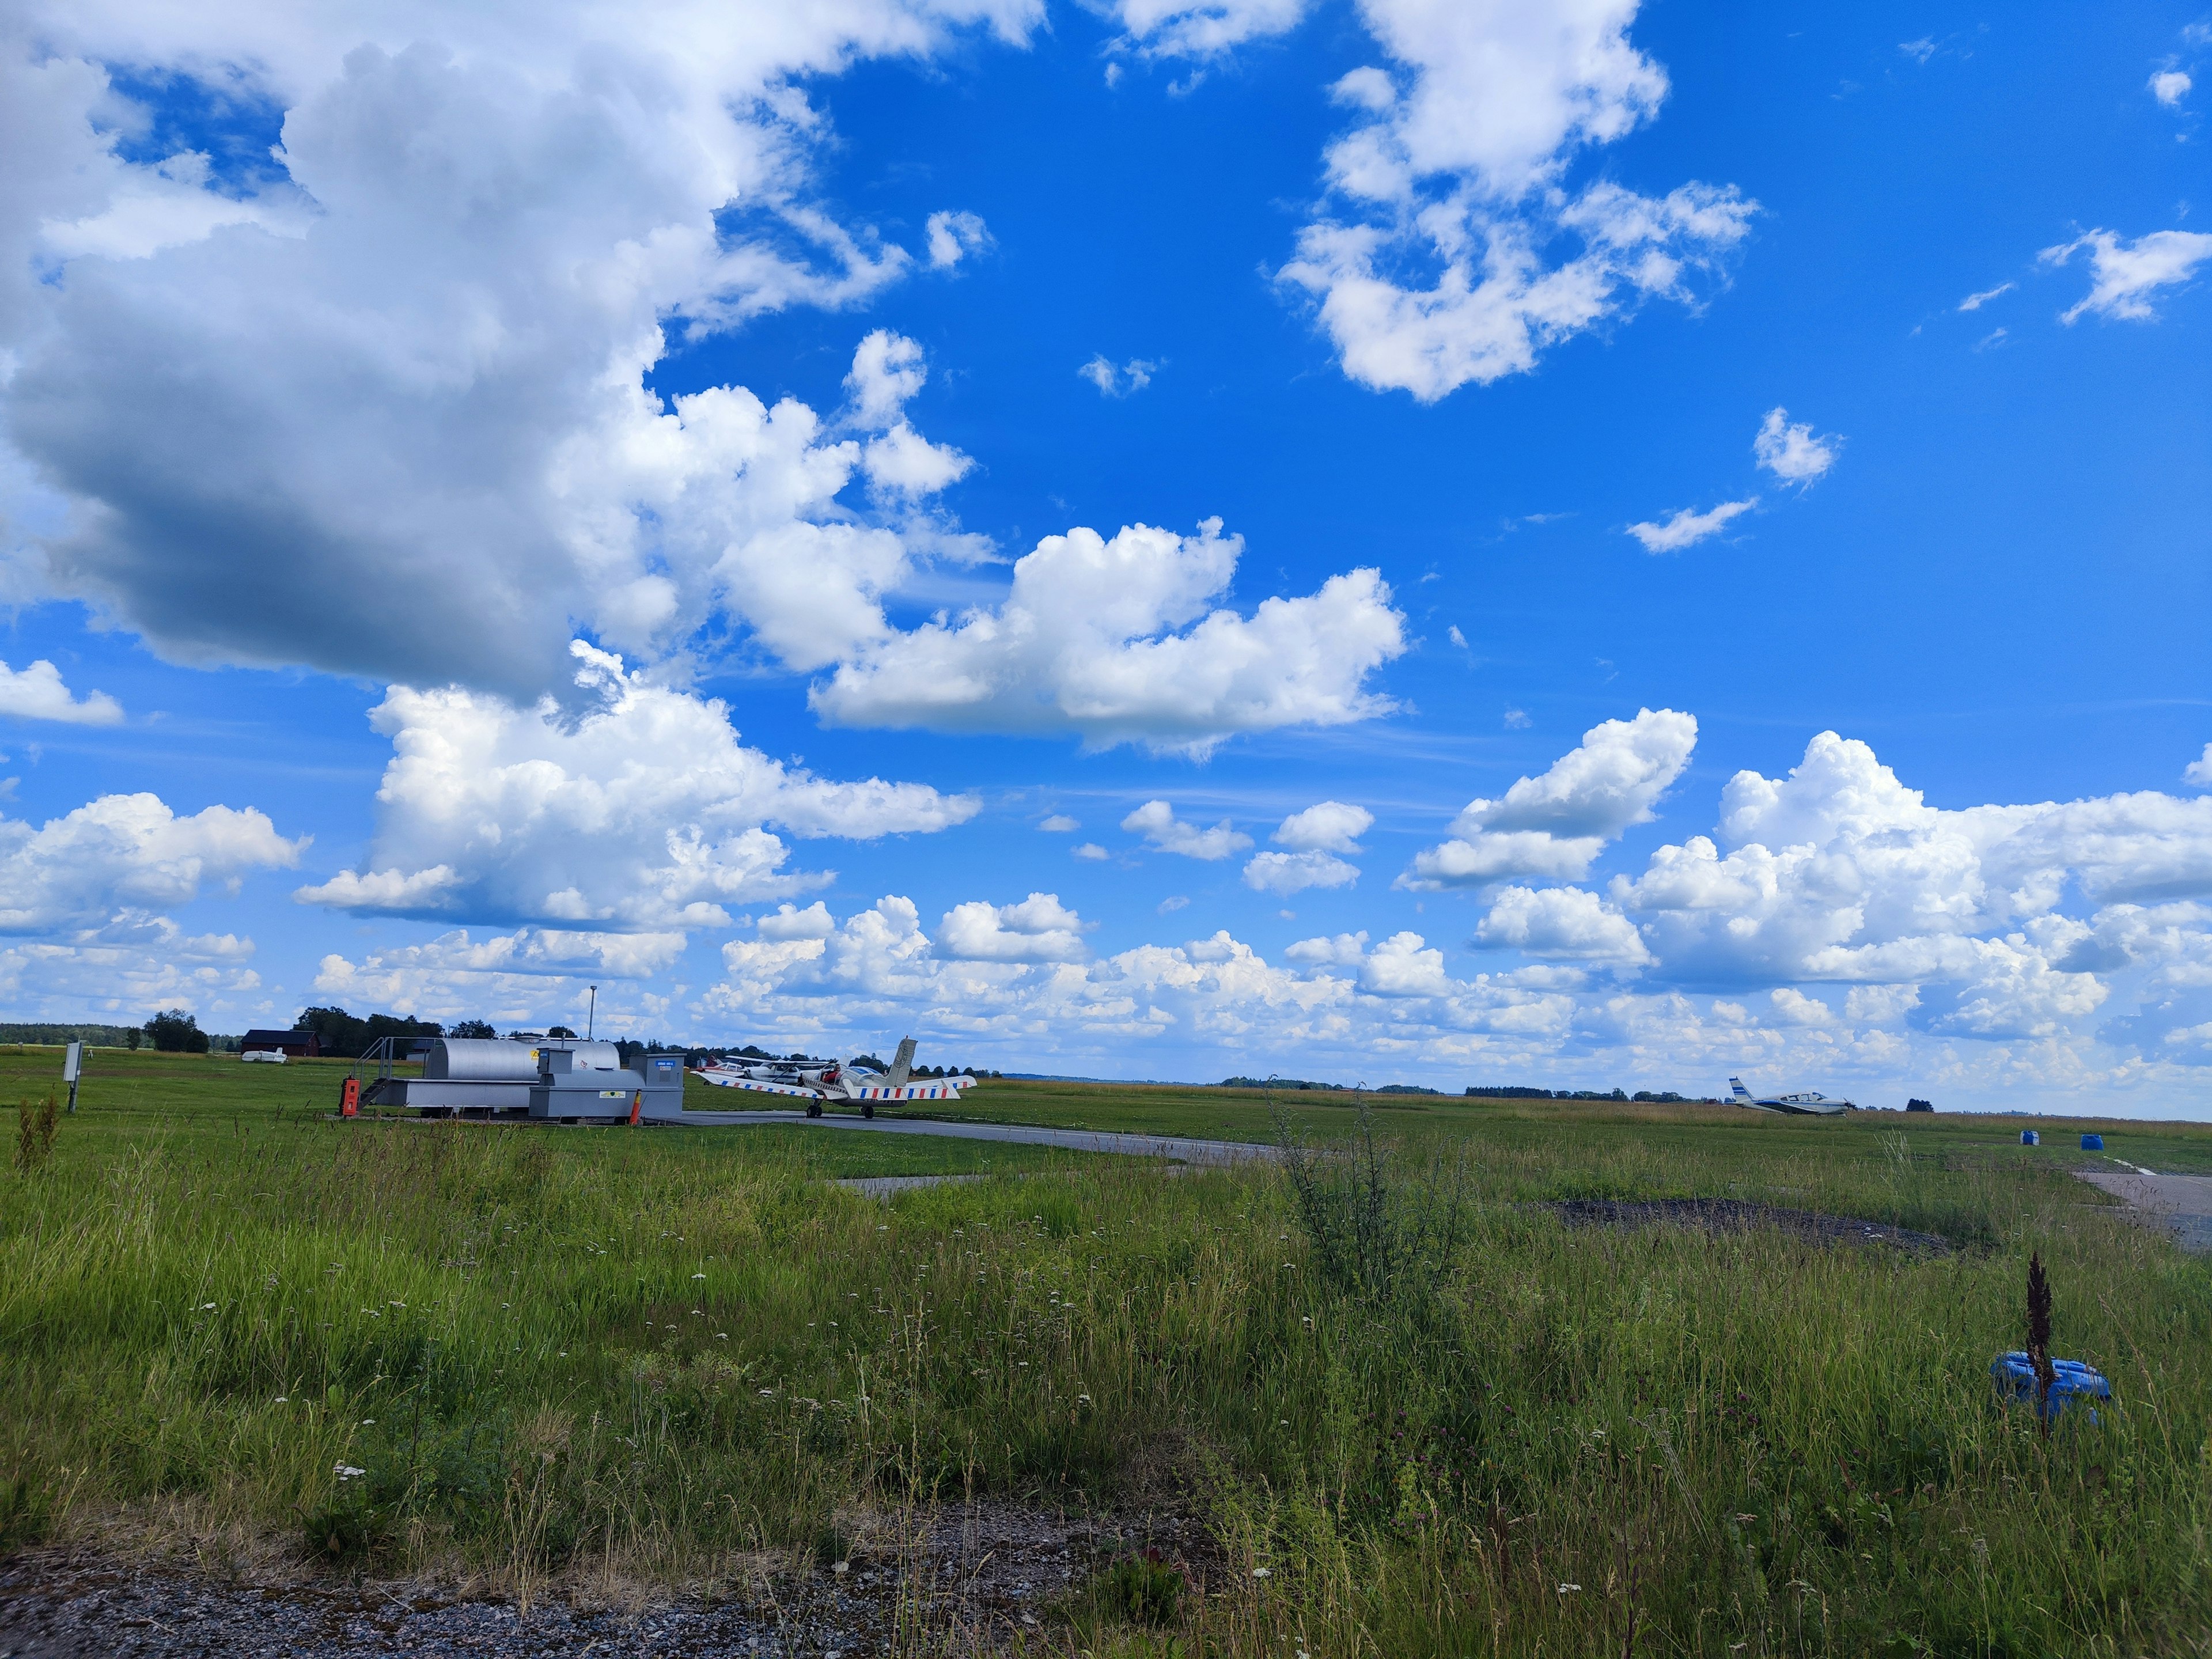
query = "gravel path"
(671, 1109, 1278, 1167)
(0, 1503, 1195, 1657)
(2075, 1169, 2212, 1253)
(1546, 1198, 1954, 1253)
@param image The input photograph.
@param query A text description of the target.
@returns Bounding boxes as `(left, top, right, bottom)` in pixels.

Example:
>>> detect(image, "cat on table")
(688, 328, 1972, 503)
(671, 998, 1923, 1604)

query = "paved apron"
(2077, 1168, 2212, 1253)
(671, 1107, 1278, 1167)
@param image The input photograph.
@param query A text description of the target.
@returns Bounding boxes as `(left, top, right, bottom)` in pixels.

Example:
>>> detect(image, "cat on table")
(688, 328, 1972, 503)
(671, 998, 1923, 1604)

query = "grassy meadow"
(3, 1045, 2211, 1655)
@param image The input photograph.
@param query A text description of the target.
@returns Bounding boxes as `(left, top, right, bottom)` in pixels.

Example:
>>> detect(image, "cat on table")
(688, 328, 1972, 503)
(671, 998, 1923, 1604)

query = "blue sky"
(3, 1, 2209, 1112)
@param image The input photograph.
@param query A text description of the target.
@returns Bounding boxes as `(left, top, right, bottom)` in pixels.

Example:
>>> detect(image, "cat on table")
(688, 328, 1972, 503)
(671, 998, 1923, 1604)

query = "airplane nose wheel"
(805, 1100, 823, 1118)
(861, 1100, 874, 1119)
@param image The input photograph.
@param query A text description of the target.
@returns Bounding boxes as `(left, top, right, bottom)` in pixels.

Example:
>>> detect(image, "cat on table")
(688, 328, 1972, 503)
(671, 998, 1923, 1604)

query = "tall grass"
(1, 1103, 2209, 1654)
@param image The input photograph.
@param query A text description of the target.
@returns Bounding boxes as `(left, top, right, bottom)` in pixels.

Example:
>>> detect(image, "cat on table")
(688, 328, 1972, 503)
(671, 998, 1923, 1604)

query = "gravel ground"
(0, 1503, 1205, 1658)
(1546, 1197, 1955, 1253)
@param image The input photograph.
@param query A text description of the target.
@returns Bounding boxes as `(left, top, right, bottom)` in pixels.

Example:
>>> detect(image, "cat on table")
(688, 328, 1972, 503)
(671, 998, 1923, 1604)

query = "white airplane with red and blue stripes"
(692, 1036, 974, 1119)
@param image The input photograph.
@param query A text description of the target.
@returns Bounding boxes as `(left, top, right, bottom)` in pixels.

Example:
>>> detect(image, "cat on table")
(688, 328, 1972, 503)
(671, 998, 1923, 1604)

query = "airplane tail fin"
(887, 1035, 917, 1088)
(1729, 1077, 1754, 1104)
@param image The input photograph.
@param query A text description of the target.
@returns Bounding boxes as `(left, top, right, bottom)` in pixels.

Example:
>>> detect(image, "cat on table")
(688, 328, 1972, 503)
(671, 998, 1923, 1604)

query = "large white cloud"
(0, 658, 123, 725)
(1474, 884, 1651, 964)
(1272, 800, 1372, 853)
(810, 520, 1406, 753)
(938, 892, 1090, 963)
(1275, 2, 1755, 400)
(2, 6, 1041, 697)
(2, 6, 1418, 765)
(296, 642, 976, 930)
(1403, 707, 1696, 887)
(1241, 800, 1370, 894)
(0, 790, 302, 934)
(1604, 732, 2212, 1055)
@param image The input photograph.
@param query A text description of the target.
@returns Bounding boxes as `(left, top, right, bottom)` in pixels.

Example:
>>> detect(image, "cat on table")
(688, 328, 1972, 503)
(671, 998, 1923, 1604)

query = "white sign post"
(62, 1039, 82, 1114)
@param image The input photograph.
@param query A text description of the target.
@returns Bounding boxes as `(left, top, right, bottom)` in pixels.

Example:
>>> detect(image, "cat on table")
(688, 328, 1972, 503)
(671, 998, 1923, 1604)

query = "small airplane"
(691, 1037, 975, 1119)
(1730, 1077, 1854, 1116)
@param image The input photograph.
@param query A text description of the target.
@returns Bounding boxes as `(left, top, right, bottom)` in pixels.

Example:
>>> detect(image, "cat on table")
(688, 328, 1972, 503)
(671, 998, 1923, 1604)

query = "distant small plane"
(1730, 1077, 1854, 1116)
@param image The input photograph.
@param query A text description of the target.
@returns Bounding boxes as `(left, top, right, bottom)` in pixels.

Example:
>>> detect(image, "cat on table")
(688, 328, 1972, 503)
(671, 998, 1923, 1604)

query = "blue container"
(2081, 1133, 2104, 1151)
(2021, 1129, 2039, 1146)
(1990, 1353, 2110, 1422)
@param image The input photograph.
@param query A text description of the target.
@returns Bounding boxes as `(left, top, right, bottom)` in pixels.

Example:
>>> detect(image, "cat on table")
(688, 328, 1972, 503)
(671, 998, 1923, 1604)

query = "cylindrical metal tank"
(425, 1039, 541, 1082)
(541, 1040, 623, 1071)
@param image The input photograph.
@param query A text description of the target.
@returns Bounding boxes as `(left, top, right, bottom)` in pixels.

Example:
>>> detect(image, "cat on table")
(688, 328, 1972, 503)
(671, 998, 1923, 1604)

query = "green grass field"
(4, 1045, 2211, 1654)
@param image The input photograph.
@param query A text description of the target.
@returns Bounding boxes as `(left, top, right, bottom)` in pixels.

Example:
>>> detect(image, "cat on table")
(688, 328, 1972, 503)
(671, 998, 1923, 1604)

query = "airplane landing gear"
(805, 1100, 823, 1118)
(861, 1100, 874, 1119)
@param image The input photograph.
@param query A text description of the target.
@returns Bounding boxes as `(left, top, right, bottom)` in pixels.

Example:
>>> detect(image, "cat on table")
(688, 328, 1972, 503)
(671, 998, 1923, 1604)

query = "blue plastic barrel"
(1990, 1353, 2111, 1422)
(2081, 1133, 2104, 1151)
(2021, 1129, 2039, 1146)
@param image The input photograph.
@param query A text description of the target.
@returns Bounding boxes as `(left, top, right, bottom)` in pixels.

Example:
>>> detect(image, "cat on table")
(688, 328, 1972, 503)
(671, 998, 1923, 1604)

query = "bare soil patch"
(1544, 1197, 1954, 1253)
(0, 1501, 1209, 1657)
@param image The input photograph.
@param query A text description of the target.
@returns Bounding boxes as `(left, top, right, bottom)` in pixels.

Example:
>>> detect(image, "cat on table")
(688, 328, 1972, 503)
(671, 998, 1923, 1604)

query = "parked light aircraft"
(1729, 1077, 1854, 1116)
(691, 1037, 974, 1119)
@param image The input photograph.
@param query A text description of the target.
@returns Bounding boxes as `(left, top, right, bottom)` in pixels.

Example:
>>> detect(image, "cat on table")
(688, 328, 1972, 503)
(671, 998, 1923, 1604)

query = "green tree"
(144, 1010, 209, 1054)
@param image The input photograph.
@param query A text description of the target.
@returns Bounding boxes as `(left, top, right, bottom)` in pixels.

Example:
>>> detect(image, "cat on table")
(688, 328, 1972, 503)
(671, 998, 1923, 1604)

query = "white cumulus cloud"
(938, 892, 1090, 962)
(0, 658, 123, 725)
(2040, 228, 2212, 324)
(1273, 800, 1373, 852)
(1752, 407, 1841, 486)
(1, 8, 1046, 701)
(1957, 282, 2014, 312)
(1244, 850, 1359, 895)
(296, 643, 975, 931)
(0, 790, 302, 935)
(1404, 707, 1697, 888)
(1474, 885, 1652, 964)
(1122, 799, 1252, 860)
(2150, 69, 2192, 107)
(2187, 744, 2212, 789)
(1626, 498, 1757, 553)
(925, 209, 994, 268)
(810, 519, 1406, 755)
(1274, 1, 1755, 400)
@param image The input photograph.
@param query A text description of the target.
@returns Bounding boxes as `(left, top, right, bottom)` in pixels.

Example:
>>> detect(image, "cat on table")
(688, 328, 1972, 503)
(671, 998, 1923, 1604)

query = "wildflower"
(202, 1302, 217, 1310)
(361, 1419, 375, 1426)
(335, 1464, 365, 1479)
(1252, 1567, 1270, 1579)
(718, 1333, 729, 1340)
(273, 1397, 288, 1405)
(692, 1273, 706, 1280)
(1557, 1582, 1581, 1593)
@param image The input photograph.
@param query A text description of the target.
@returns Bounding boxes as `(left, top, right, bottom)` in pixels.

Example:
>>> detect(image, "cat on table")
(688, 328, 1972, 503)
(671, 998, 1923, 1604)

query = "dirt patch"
(0, 1501, 1209, 1657)
(1544, 1198, 1953, 1253)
